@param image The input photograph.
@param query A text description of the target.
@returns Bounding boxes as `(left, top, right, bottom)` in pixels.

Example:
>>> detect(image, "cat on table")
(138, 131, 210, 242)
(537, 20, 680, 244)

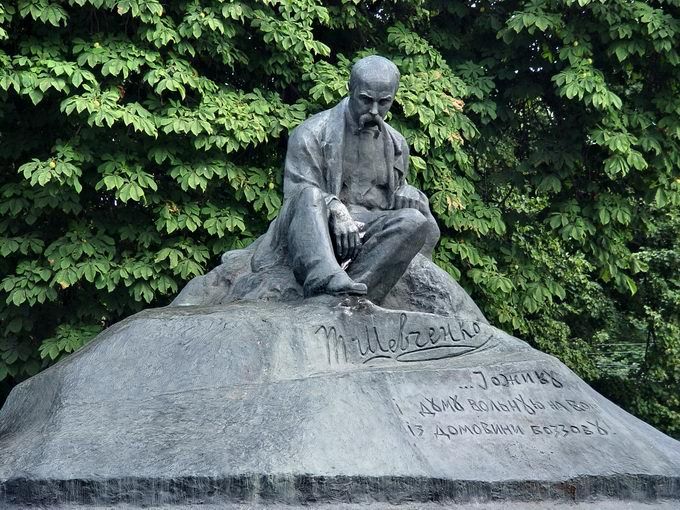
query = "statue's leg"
(347, 208, 428, 303)
(287, 187, 366, 297)
(420, 211, 441, 258)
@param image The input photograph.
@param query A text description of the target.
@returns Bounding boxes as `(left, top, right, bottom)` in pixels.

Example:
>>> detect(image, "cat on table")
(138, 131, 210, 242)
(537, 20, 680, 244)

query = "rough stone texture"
(1, 300, 679, 507)
(3, 501, 680, 510)
(9, 499, 678, 510)
(172, 248, 488, 323)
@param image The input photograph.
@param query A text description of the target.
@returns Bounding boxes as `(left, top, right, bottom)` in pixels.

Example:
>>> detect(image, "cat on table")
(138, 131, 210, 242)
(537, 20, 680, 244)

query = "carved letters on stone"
(315, 313, 493, 365)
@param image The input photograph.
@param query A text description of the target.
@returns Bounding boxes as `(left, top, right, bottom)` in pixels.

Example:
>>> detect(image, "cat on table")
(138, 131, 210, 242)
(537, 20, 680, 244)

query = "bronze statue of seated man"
(172, 56, 484, 321)
(250, 55, 440, 302)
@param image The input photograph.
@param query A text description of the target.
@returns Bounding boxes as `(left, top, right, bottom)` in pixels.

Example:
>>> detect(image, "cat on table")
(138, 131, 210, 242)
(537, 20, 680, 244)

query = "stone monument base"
(1, 300, 679, 507)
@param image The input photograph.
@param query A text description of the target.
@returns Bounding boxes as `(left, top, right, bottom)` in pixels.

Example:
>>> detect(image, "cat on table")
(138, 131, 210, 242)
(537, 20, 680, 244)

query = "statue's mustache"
(358, 114, 383, 135)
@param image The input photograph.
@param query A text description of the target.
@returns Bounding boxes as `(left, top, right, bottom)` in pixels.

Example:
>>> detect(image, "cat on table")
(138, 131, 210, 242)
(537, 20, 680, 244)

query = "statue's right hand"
(328, 202, 361, 262)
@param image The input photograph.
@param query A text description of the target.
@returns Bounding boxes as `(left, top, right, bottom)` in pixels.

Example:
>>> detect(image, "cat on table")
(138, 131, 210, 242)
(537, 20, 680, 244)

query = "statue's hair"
(349, 55, 400, 94)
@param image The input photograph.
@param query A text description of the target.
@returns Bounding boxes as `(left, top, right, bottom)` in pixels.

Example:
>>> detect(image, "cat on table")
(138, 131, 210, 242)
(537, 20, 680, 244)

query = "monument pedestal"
(1, 301, 679, 507)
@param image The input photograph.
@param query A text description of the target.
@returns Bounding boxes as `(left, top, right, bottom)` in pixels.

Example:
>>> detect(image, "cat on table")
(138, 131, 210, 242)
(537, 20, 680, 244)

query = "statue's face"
(348, 74, 396, 130)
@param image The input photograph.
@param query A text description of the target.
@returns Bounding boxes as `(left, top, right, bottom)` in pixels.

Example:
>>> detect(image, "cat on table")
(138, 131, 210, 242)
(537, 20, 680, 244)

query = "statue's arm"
(282, 122, 359, 260)
(283, 124, 335, 204)
(392, 135, 440, 255)
(391, 137, 429, 214)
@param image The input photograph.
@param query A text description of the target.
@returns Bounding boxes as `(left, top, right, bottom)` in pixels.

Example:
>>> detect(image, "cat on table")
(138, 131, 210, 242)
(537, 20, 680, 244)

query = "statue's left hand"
(392, 184, 429, 214)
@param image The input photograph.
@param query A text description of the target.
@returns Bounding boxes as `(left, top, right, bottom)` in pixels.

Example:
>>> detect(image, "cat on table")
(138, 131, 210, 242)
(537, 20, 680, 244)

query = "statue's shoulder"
(289, 99, 348, 144)
(290, 103, 338, 140)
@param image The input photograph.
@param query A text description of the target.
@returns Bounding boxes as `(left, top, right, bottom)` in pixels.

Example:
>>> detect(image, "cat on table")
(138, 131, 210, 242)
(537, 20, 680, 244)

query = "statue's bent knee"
(296, 186, 326, 208)
(395, 208, 428, 232)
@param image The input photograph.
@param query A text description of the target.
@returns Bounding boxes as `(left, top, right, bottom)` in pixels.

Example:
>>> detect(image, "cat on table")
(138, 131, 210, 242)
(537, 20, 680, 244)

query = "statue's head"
(348, 55, 400, 131)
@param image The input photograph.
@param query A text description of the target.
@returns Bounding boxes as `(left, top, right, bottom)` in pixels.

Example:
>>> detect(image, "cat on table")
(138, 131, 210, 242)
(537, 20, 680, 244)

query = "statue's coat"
(251, 98, 410, 272)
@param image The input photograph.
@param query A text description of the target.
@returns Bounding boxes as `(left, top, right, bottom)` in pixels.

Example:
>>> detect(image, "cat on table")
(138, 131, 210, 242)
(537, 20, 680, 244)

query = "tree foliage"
(0, 0, 678, 436)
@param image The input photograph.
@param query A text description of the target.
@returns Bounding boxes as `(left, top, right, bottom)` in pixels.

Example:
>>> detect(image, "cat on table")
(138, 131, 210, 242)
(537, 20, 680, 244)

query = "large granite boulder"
(1, 299, 679, 507)
(171, 243, 488, 323)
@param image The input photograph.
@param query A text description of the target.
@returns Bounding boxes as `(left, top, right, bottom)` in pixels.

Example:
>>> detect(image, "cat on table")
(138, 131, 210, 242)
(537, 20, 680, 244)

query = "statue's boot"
(324, 272, 367, 295)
